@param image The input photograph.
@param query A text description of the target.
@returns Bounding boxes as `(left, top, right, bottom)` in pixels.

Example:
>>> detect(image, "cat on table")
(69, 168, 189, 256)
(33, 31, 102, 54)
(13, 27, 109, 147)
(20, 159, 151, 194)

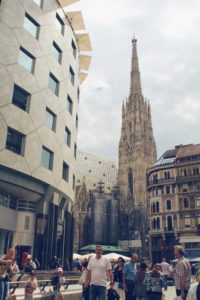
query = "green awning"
(79, 244, 129, 253)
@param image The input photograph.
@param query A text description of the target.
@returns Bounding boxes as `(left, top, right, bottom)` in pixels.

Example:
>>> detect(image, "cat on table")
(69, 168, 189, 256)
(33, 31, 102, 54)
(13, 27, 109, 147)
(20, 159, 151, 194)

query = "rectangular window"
(197, 183, 200, 190)
(24, 215, 30, 230)
(184, 215, 190, 228)
(55, 13, 64, 35)
(33, 0, 43, 7)
(6, 127, 25, 155)
(53, 41, 62, 64)
(62, 162, 69, 182)
(71, 40, 77, 58)
(198, 215, 200, 224)
(24, 13, 39, 38)
(183, 183, 188, 192)
(69, 66, 75, 85)
(65, 127, 71, 147)
(45, 108, 56, 131)
(18, 47, 35, 73)
(166, 186, 170, 194)
(74, 143, 77, 159)
(67, 95, 73, 114)
(73, 174, 75, 190)
(12, 84, 30, 111)
(41, 146, 53, 170)
(77, 87, 80, 101)
(197, 197, 200, 207)
(48, 73, 59, 95)
(76, 114, 78, 129)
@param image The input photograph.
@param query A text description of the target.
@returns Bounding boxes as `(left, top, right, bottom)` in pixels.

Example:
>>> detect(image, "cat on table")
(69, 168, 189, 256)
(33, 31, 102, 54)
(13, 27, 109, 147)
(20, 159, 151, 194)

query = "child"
(107, 283, 120, 300)
(24, 271, 37, 300)
(51, 267, 64, 300)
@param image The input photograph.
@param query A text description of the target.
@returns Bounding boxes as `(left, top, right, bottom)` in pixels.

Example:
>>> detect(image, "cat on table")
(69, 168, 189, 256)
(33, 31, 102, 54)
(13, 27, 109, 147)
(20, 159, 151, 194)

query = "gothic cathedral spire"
(118, 37, 157, 248)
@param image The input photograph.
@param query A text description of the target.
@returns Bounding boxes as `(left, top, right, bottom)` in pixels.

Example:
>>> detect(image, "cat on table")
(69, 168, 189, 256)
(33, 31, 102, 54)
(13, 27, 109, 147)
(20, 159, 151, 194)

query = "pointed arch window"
(167, 199, 172, 210)
(153, 203, 156, 213)
(156, 202, 160, 212)
(128, 168, 133, 196)
(184, 197, 189, 209)
(157, 218, 160, 229)
(167, 216, 173, 231)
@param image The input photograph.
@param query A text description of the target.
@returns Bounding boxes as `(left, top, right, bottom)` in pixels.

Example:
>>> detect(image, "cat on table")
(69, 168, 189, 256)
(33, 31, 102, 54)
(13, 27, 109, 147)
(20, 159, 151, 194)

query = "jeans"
(0, 280, 9, 300)
(176, 289, 189, 300)
(89, 284, 106, 300)
(146, 292, 162, 300)
(125, 280, 136, 300)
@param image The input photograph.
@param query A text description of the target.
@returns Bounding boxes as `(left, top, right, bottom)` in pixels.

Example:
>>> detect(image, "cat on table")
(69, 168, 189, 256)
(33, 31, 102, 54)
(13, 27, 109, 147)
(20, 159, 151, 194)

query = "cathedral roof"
(76, 150, 117, 192)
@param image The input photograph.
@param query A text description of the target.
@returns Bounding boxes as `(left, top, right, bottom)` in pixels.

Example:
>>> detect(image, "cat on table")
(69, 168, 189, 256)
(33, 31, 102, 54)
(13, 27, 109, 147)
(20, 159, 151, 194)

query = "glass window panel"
(55, 13, 64, 35)
(71, 40, 77, 58)
(24, 13, 39, 38)
(45, 108, 56, 131)
(76, 114, 78, 129)
(69, 66, 75, 85)
(48, 73, 59, 95)
(73, 175, 75, 190)
(65, 127, 71, 147)
(12, 84, 30, 111)
(6, 128, 24, 155)
(53, 42, 62, 63)
(41, 146, 53, 170)
(18, 47, 35, 73)
(67, 95, 73, 114)
(62, 162, 69, 181)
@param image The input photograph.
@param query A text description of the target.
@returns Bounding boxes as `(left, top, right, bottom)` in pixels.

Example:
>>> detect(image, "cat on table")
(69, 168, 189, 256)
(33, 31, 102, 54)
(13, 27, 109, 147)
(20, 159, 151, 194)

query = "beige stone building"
(147, 144, 200, 262)
(0, 0, 91, 268)
(118, 37, 157, 253)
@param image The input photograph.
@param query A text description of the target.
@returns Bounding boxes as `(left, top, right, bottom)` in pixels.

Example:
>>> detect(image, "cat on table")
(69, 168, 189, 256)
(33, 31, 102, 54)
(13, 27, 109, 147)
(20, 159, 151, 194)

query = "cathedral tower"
(118, 37, 157, 251)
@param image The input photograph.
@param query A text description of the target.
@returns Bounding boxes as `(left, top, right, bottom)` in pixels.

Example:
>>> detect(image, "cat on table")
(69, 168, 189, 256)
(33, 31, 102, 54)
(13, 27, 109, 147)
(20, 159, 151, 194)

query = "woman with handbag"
(113, 257, 125, 300)
(144, 264, 167, 300)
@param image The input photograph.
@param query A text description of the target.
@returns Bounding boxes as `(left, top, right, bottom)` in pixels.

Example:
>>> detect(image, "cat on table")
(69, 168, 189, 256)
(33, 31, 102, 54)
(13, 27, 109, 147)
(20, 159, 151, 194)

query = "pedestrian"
(51, 267, 64, 300)
(84, 245, 113, 300)
(0, 248, 15, 300)
(50, 256, 61, 269)
(186, 269, 200, 300)
(24, 255, 36, 273)
(107, 283, 120, 300)
(173, 245, 191, 300)
(160, 258, 170, 280)
(132, 262, 147, 300)
(113, 257, 125, 300)
(144, 263, 166, 300)
(24, 271, 37, 300)
(123, 253, 138, 300)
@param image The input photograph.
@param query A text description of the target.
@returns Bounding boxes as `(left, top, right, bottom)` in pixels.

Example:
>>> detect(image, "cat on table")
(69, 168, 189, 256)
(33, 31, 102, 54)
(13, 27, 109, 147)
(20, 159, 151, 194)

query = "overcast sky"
(69, 0, 200, 164)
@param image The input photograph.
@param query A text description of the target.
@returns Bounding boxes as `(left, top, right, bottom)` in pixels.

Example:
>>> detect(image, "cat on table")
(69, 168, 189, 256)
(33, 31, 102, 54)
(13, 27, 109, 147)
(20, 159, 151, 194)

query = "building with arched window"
(0, 0, 91, 268)
(147, 144, 200, 262)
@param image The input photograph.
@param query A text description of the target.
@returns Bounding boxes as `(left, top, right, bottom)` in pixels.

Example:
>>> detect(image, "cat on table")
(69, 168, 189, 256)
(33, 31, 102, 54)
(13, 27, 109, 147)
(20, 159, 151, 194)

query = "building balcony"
(147, 177, 175, 187)
(176, 174, 200, 182)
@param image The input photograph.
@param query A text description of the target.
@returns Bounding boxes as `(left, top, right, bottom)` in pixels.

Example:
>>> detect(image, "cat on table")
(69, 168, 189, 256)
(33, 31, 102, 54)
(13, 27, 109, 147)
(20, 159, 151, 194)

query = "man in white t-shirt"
(84, 245, 113, 300)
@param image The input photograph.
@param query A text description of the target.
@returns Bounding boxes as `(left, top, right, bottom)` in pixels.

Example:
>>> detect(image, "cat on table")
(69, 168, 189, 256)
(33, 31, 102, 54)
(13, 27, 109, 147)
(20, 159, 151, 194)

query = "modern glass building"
(0, 0, 91, 268)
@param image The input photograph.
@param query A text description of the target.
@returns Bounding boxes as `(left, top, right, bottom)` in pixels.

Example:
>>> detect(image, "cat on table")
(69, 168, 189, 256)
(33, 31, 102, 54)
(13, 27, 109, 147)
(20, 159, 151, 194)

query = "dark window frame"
(24, 12, 40, 38)
(41, 146, 53, 170)
(12, 84, 30, 111)
(6, 127, 25, 155)
(62, 162, 69, 182)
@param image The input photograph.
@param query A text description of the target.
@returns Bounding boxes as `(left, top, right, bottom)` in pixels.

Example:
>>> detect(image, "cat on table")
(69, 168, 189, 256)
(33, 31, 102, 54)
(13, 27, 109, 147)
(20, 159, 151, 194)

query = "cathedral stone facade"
(118, 37, 157, 253)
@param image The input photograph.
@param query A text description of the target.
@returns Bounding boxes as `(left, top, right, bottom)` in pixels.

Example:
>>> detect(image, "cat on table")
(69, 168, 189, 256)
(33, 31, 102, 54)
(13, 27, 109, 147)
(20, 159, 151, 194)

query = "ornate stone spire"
(130, 36, 142, 96)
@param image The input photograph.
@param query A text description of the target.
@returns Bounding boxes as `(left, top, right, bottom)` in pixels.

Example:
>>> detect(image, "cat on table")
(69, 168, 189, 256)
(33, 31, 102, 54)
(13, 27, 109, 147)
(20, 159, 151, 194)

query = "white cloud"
(68, 0, 200, 163)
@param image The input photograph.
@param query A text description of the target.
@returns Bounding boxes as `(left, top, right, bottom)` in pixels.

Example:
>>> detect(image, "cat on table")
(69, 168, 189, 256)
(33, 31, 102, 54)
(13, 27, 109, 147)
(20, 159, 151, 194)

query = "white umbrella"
(73, 253, 83, 260)
(104, 252, 130, 261)
(82, 253, 96, 259)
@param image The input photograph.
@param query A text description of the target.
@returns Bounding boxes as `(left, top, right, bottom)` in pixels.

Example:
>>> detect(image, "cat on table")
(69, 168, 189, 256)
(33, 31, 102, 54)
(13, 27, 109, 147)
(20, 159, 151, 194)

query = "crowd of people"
(1, 244, 200, 300)
(78, 244, 200, 300)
